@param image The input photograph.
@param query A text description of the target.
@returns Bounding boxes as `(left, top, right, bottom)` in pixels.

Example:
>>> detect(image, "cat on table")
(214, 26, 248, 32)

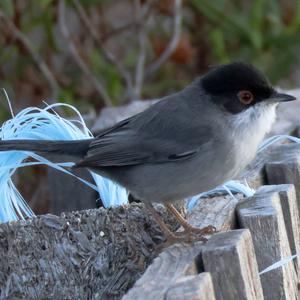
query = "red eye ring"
(238, 90, 253, 105)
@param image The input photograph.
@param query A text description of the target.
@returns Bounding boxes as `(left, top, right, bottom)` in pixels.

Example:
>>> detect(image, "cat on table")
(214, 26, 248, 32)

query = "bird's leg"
(145, 203, 203, 247)
(164, 203, 216, 236)
(144, 203, 213, 247)
(144, 203, 179, 241)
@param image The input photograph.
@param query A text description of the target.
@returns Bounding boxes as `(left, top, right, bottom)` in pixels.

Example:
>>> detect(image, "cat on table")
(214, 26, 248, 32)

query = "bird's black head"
(201, 62, 296, 114)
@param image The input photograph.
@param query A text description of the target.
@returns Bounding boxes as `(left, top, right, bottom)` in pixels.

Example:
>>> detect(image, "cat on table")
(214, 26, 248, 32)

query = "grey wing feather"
(77, 96, 214, 167)
(80, 134, 203, 167)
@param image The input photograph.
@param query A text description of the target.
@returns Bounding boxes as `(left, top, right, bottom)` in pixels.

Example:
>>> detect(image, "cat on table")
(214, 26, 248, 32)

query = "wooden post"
(237, 187, 298, 299)
(265, 144, 300, 205)
(187, 193, 243, 230)
(122, 243, 204, 300)
(258, 184, 300, 279)
(201, 229, 263, 300)
(165, 273, 216, 300)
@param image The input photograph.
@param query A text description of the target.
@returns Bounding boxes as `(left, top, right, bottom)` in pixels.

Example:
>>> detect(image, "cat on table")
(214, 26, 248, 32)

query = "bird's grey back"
(86, 81, 236, 202)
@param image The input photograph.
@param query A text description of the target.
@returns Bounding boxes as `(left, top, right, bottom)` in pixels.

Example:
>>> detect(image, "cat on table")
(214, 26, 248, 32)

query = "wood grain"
(265, 144, 300, 203)
(201, 229, 263, 300)
(165, 273, 216, 300)
(188, 194, 243, 231)
(259, 184, 300, 280)
(122, 242, 204, 300)
(237, 187, 298, 300)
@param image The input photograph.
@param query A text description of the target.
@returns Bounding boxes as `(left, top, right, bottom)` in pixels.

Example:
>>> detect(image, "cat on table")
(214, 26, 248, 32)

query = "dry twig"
(145, 0, 182, 77)
(58, 0, 112, 106)
(133, 0, 148, 99)
(72, 0, 135, 100)
(0, 10, 59, 101)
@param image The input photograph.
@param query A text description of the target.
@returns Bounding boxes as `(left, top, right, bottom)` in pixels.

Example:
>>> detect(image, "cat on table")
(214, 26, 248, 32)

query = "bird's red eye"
(237, 90, 253, 105)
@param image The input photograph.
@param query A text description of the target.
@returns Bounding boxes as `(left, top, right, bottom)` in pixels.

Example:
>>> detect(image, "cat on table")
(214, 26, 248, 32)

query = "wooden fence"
(1, 143, 300, 299)
(123, 143, 300, 300)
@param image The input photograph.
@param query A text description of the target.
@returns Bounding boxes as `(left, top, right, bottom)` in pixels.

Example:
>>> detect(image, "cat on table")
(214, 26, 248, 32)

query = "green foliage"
(58, 87, 76, 105)
(24, 3, 58, 51)
(58, 88, 84, 116)
(76, 0, 111, 7)
(210, 29, 229, 63)
(39, 0, 56, 8)
(0, 104, 11, 122)
(191, 0, 300, 83)
(89, 49, 124, 105)
(0, 0, 13, 16)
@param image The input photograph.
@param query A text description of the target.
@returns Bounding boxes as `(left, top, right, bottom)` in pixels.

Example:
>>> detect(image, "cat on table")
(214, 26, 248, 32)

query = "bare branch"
(72, 0, 135, 100)
(132, 0, 149, 99)
(140, 0, 158, 17)
(99, 0, 156, 44)
(58, 0, 112, 106)
(145, 0, 182, 78)
(0, 10, 59, 101)
(101, 22, 137, 42)
(134, 28, 147, 99)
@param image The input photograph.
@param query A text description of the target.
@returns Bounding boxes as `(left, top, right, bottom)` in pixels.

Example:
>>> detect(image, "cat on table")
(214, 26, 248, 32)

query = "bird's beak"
(269, 91, 296, 103)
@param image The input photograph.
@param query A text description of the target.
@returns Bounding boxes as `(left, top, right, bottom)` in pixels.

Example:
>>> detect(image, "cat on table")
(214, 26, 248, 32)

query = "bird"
(0, 62, 296, 244)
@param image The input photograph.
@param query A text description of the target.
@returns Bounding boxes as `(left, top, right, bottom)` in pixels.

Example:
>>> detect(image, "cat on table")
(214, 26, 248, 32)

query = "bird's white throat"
(231, 103, 277, 135)
(230, 103, 277, 165)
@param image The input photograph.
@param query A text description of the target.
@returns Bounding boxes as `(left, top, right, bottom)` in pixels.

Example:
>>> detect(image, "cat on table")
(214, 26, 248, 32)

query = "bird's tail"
(0, 139, 92, 158)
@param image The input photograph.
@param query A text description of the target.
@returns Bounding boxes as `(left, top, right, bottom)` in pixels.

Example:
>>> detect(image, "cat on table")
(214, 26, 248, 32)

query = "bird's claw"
(181, 224, 217, 235)
(197, 225, 217, 235)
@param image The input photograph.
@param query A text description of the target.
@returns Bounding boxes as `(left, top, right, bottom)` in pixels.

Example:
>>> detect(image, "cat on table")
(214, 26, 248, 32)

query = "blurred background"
(1, 0, 300, 216)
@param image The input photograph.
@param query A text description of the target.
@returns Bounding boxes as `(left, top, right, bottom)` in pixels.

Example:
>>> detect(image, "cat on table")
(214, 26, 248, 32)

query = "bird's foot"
(174, 224, 217, 244)
(164, 203, 217, 236)
(145, 203, 216, 250)
(184, 224, 217, 235)
(157, 226, 214, 251)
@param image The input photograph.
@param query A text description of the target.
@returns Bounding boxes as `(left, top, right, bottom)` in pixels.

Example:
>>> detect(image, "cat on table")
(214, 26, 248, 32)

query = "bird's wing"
(77, 98, 215, 167)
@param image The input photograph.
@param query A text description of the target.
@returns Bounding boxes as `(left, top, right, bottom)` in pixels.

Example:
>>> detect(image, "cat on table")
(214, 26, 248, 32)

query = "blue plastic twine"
(0, 103, 128, 222)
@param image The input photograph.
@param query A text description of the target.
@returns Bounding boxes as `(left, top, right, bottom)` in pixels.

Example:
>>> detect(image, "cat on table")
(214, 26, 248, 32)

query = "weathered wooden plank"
(122, 242, 204, 300)
(201, 229, 263, 300)
(258, 184, 300, 279)
(237, 186, 298, 300)
(123, 193, 244, 300)
(265, 144, 300, 203)
(240, 141, 300, 191)
(187, 193, 243, 230)
(165, 273, 216, 300)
